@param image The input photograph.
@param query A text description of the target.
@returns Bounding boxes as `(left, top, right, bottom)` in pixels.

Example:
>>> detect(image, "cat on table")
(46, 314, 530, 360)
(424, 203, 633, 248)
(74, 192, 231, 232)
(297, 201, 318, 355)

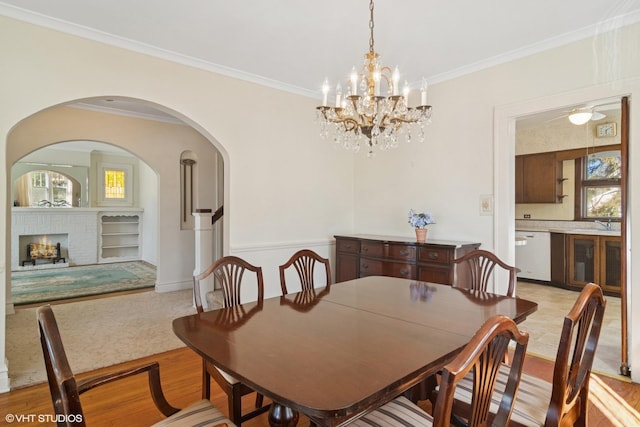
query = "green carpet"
(11, 261, 156, 305)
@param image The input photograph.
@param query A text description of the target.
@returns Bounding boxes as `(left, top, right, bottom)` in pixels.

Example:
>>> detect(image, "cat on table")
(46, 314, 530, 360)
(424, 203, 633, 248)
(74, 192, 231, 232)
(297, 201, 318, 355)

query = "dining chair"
(193, 255, 269, 426)
(37, 305, 233, 427)
(279, 249, 332, 295)
(452, 282, 606, 426)
(350, 314, 529, 426)
(452, 249, 520, 297)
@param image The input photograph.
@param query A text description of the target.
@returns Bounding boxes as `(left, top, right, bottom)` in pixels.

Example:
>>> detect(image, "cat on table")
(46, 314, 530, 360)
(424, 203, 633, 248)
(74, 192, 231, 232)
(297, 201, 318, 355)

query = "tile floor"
(516, 281, 623, 378)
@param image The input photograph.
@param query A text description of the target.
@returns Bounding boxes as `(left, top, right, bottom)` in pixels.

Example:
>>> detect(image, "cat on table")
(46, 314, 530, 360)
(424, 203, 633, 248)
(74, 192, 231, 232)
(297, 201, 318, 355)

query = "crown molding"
(3, 3, 640, 96)
(0, 3, 316, 99)
(428, 9, 640, 85)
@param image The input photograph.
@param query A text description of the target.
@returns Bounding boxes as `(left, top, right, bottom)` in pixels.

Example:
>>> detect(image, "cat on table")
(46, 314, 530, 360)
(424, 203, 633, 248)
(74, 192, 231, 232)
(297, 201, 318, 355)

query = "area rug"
(10, 261, 156, 305)
(6, 289, 194, 389)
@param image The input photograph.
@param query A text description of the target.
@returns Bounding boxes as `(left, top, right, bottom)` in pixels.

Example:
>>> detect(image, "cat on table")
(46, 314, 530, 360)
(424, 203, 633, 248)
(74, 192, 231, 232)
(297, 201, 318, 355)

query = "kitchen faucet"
(594, 219, 612, 230)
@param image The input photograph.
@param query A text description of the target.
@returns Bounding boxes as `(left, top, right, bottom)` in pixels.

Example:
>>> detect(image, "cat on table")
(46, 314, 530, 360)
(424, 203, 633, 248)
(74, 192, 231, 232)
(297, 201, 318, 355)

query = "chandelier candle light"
(316, 0, 432, 157)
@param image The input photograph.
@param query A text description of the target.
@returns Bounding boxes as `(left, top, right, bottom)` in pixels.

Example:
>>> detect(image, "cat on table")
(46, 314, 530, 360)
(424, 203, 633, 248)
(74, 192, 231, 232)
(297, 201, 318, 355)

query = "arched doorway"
(10, 140, 157, 302)
(4, 97, 225, 387)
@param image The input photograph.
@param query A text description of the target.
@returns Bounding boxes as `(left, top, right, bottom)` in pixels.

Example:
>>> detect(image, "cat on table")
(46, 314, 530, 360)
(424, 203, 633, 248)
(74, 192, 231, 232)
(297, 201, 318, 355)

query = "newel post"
(193, 209, 214, 309)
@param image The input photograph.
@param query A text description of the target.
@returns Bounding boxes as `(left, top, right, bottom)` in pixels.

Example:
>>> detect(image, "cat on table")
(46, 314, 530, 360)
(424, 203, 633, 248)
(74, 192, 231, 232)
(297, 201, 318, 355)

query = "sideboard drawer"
(418, 247, 451, 264)
(361, 242, 416, 261)
(417, 265, 451, 284)
(337, 238, 360, 254)
(361, 241, 384, 258)
(387, 244, 416, 262)
(360, 258, 415, 279)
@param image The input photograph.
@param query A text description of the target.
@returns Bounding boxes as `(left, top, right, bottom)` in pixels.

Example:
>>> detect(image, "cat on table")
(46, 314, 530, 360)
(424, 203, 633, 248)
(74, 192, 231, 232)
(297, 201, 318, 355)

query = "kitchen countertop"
(516, 227, 620, 236)
(547, 228, 621, 236)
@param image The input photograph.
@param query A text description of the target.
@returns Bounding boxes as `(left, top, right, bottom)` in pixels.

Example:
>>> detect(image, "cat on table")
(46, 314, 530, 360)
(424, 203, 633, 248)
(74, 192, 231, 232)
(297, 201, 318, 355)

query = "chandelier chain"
(369, 0, 375, 54)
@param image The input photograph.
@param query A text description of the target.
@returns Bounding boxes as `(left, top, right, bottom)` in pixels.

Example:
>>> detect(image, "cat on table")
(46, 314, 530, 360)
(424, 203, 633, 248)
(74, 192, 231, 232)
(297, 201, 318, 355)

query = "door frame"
(494, 87, 632, 379)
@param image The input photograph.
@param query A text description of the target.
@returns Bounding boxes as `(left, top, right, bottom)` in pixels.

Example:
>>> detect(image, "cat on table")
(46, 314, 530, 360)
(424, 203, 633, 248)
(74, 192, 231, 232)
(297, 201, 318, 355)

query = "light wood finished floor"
(1, 346, 638, 426)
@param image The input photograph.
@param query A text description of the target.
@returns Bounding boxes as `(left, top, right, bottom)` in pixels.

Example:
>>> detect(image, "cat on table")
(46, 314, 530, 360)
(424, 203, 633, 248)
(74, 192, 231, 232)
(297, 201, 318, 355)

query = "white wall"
(353, 23, 640, 381)
(139, 161, 158, 265)
(0, 15, 353, 391)
(1, 15, 639, 391)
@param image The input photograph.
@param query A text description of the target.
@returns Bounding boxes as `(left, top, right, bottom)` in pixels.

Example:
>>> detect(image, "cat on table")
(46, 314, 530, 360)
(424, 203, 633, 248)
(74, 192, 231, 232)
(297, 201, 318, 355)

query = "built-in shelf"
(99, 214, 141, 263)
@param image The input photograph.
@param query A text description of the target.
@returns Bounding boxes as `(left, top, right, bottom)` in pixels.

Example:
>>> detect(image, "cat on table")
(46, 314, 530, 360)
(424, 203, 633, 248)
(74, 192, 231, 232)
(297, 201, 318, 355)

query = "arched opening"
(5, 96, 225, 388)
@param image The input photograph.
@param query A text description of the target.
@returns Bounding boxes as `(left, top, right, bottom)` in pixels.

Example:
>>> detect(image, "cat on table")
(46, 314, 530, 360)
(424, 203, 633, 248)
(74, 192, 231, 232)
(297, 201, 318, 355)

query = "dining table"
(172, 275, 538, 427)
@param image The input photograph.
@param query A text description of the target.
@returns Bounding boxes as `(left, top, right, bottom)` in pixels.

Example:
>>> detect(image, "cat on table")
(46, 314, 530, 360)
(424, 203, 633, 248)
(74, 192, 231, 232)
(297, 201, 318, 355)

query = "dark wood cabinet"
(334, 235, 480, 286)
(515, 152, 564, 203)
(335, 237, 360, 282)
(550, 232, 566, 284)
(550, 232, 620, 296)
(567, 234, 621, 295)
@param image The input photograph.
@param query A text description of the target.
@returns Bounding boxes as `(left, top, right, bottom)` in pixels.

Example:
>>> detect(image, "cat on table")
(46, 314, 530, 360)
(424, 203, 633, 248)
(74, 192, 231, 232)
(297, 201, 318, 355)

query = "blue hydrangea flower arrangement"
(408, 209, 434, 229)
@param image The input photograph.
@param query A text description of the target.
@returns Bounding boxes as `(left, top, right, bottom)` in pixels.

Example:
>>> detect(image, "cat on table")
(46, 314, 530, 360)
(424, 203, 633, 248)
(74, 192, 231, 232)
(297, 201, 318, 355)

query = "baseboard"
(0, 359, 10, 393)
(155, 280, 191, 293)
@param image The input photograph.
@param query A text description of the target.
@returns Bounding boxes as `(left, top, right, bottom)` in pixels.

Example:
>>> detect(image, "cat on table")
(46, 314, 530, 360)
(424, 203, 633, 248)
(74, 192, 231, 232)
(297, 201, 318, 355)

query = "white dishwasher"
(515, 230, 551, 281)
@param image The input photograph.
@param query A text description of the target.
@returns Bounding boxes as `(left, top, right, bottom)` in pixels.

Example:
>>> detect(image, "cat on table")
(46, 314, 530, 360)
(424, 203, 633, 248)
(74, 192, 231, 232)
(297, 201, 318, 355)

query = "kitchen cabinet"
(550, 232, 566, 284)
(566, 234, 621, 295)
(334, 235, 480, 286)
(515, 152, 564, 203)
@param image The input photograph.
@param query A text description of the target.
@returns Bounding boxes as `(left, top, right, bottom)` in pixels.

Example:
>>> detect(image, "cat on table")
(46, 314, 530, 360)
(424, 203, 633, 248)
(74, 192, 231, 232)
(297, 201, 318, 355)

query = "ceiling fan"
(558, 102, 619, 125)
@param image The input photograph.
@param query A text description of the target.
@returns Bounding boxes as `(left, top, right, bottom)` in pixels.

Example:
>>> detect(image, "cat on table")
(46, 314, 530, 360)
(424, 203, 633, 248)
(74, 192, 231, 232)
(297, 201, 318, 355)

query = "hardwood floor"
(1, 346, 639, 426)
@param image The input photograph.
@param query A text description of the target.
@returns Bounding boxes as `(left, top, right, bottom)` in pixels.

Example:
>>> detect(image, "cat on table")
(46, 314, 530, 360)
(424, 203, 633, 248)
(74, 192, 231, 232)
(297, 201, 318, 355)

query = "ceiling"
(2, 0, 640, 101)
(0, 1, 636, 129)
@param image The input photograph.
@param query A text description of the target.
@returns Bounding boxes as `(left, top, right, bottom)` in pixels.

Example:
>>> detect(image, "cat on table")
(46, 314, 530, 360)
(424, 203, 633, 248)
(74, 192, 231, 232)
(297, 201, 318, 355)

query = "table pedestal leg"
(268, 402, 299, 427)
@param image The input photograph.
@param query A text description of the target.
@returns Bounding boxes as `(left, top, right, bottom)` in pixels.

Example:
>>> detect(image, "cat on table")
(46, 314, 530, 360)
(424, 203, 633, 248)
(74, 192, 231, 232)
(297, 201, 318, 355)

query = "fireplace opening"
(19, 235, 67, 266)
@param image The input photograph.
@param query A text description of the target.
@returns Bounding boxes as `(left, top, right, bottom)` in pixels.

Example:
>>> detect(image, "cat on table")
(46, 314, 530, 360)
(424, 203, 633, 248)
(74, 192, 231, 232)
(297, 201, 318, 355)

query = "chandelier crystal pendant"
(316, 0, 432, 157)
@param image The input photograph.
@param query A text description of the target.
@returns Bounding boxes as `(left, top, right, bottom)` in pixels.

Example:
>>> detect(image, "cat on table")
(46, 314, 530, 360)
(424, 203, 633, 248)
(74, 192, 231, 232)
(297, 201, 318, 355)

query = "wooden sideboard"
(334, 234, 481, 286)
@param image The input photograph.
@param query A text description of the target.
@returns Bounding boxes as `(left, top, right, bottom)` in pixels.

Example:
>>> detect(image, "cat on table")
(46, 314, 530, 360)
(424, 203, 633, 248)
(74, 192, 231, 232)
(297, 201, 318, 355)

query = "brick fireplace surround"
(11, 208, 141, 270)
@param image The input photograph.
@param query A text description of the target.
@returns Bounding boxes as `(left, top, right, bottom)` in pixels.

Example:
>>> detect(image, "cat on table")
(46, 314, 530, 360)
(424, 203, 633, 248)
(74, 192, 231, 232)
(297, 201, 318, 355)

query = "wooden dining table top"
(172, 276, 538, 426)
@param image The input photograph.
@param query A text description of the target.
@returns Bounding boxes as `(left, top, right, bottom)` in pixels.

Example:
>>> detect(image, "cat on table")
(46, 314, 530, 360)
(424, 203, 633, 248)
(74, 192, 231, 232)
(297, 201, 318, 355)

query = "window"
(97, 162, 133, 207)
(50, 172, 70, 203)
(576, 150, 621, 219)
(104, 169, 126, 199)
(31, 171, 47, 188)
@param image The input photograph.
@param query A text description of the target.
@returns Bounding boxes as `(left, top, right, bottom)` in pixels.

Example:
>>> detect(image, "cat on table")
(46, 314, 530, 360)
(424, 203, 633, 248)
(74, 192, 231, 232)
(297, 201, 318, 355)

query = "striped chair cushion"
(454, 364, 552, 427)
(152, 399, 236, 427)
(349, 396, 433, 426)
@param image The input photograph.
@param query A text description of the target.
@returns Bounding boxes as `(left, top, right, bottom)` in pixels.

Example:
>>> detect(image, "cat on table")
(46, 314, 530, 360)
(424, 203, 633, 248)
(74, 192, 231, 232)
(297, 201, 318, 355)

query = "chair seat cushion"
(216, 366, 240, 384)
(454, 363, 552, 427)
(151, 399, 235, 426)
(206, 361, 240, 385)
(349, 396, 433, 426)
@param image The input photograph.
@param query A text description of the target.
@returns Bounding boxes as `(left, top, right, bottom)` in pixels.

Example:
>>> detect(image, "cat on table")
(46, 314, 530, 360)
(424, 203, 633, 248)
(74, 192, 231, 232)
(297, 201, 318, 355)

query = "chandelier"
(316, 0, 432, 157)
